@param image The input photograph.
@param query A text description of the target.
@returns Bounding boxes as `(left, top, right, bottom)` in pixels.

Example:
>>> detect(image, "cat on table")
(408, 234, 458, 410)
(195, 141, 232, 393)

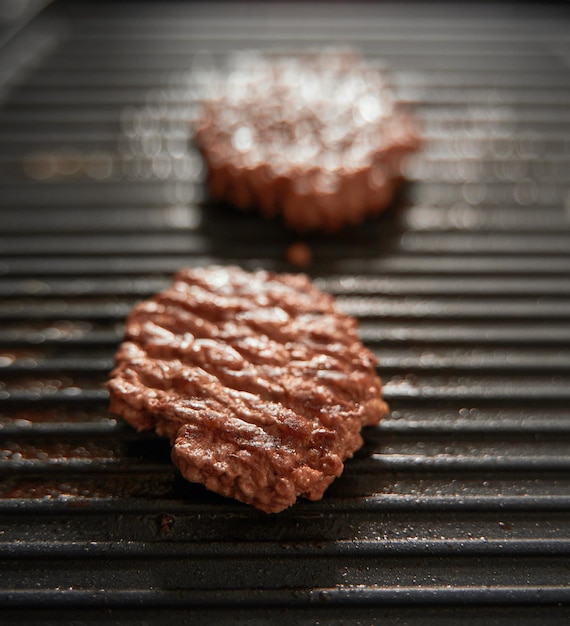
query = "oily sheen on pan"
(107, 266, 388, 513)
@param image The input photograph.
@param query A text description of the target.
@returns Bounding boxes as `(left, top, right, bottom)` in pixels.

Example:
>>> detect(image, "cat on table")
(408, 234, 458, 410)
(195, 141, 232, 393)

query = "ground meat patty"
(107, 266, 388, 513)
(194, 49, 420, 233)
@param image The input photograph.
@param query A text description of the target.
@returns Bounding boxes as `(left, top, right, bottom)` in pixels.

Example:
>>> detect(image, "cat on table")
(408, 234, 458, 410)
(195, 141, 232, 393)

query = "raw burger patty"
(107, 266, 388, 513)
(194, 50, 420, 233)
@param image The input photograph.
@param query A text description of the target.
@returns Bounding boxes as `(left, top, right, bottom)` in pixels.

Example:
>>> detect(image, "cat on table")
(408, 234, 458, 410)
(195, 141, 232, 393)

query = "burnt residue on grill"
(0, 1, 570, 624)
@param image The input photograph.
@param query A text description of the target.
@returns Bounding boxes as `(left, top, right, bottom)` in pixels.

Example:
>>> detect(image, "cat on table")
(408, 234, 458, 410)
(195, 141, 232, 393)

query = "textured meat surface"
(107, 266, 388, 513)
(194, 50, 420, 233)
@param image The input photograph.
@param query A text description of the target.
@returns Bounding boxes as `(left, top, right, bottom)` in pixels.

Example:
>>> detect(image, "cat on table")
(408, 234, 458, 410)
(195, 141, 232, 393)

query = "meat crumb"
(286, 241, 313, 268)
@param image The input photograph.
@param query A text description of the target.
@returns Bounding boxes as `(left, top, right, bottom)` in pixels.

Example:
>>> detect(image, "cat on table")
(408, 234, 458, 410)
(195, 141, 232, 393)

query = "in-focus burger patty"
(107, 266, 388, 513)
(194, 49, 420, 233)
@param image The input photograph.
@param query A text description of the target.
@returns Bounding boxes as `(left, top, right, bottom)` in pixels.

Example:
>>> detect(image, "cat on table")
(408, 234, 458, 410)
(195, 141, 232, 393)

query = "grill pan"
(1, 2, 570, 624)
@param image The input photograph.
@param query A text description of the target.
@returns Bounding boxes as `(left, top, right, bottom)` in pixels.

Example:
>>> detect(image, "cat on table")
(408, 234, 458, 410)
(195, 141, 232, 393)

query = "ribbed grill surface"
(1, 2, 570, 624)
